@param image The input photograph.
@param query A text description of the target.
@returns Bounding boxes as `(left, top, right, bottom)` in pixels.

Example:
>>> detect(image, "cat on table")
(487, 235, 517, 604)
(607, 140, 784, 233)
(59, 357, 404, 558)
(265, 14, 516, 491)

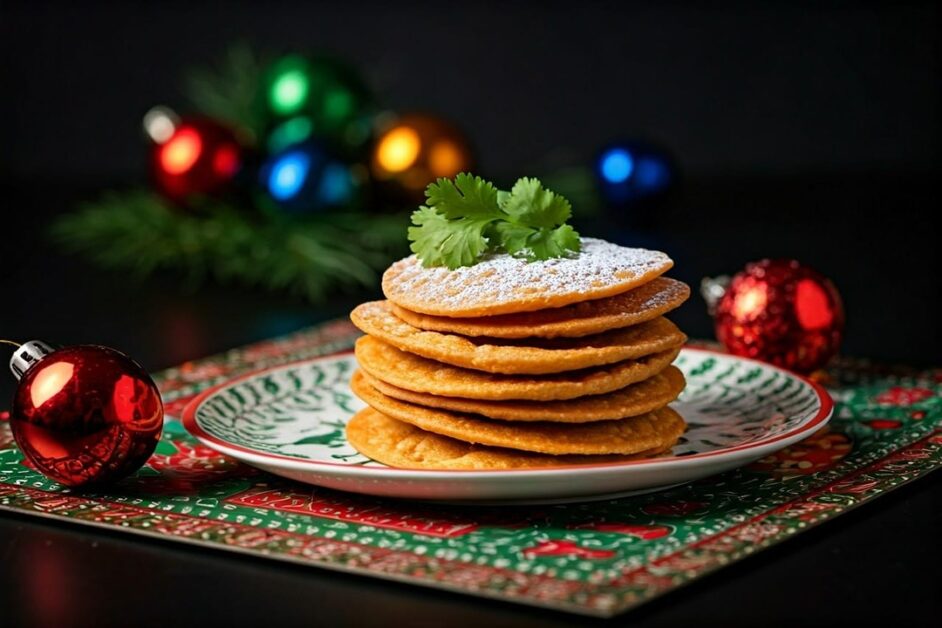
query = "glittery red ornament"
(7, 341, 163, 487)
(705, 259, 844, 373)
(149, 115, 245, 203)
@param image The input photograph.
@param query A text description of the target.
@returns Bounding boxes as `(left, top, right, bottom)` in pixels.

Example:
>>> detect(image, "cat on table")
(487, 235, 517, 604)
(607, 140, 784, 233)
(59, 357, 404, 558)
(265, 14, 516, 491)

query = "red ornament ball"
(713, 259, 844, 372)
(10, 344, 164, 486)
(151, 117, 244, 203)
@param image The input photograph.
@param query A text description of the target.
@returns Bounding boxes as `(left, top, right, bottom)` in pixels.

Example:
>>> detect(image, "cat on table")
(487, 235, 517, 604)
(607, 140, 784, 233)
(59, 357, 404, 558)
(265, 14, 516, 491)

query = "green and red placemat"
(1, 320, 939, 617)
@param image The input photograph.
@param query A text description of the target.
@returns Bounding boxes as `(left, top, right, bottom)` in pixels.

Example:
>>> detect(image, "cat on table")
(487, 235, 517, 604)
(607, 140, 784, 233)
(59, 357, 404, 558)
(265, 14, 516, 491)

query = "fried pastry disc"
(354, 336, 680, 401)
(382, 238, 673, 317)
(391, 277, 689, 339)
(351, 301, 686, 374)
(354, 367, 685, 422)
(351, 374, 686, 456)
(345, 408, 672, 470)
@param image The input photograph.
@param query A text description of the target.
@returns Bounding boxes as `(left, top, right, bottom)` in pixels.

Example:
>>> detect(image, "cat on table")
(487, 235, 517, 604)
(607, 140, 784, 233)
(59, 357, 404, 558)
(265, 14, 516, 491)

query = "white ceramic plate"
(181, 348, 832, 503)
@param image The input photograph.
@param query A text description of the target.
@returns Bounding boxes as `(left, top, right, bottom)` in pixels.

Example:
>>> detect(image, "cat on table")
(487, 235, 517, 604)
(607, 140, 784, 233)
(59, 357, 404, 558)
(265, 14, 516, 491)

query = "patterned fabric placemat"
(1, 320, 939, 617)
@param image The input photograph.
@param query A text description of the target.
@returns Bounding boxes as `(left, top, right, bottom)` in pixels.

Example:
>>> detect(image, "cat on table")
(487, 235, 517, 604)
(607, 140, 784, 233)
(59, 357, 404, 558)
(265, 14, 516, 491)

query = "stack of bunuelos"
(346, 238, 690, 470)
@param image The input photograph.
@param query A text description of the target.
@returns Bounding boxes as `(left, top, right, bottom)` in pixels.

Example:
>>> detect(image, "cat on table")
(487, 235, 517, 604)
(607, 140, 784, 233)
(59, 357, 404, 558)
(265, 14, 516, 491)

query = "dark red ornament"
(703, 259, 844, 373)
(7, 341, 164, 487)
(149, 115, 245, 203)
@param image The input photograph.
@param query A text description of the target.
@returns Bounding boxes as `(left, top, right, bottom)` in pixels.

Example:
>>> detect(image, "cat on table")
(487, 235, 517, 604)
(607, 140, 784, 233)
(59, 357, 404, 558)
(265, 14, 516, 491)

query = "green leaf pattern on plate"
(194, 355, 370, 462)
(194, 351, 820, 463)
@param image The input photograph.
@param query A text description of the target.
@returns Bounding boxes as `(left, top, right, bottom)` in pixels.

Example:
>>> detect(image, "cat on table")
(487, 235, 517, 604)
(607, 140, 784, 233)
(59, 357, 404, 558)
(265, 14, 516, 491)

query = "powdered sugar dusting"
(383, 238, 673, 317)
(630, 278, 688, 310)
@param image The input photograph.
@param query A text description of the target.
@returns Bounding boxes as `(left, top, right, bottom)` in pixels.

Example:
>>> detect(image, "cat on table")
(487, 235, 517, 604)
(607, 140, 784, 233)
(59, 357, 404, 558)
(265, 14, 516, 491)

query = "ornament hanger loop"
(8, 340, 54, 380)
(0, 339, 23, 349)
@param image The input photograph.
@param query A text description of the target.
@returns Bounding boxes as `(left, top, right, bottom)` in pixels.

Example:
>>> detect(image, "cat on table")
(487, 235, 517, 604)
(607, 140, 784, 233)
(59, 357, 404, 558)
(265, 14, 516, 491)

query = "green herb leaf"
(407, 173, 581, 268)
(408, 206, 492, 269)
(500, 177, 572, 228)
(532, 224, 581, 259)
(492, 223, 582, 262)
(491, 221, 536, 257)
(426, 173, 502, 221)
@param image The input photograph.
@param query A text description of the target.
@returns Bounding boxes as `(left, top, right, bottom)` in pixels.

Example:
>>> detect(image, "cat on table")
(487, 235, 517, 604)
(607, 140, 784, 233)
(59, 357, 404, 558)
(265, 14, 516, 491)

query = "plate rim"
(180, 346, 834, 478)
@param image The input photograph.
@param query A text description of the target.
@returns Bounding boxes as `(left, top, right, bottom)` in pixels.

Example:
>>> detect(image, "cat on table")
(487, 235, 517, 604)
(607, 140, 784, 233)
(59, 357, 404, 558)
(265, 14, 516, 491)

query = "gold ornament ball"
(371, 113, 474, 202)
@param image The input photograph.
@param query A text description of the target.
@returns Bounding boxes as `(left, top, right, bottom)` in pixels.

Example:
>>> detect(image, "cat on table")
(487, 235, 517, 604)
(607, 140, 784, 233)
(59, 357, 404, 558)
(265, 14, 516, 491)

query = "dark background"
(1, 2, 940, 627)
(1, 1, 939, 368)
(2, 1, 940, 179)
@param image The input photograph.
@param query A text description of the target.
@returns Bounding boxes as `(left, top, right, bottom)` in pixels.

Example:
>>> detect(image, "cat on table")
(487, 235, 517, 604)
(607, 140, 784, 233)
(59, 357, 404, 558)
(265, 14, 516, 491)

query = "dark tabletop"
(1, 175, 940, 627)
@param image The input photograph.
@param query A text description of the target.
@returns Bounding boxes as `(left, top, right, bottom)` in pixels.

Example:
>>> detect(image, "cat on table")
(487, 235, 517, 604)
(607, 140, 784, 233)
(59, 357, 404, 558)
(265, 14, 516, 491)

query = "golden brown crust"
(382, 238, 673, 317)
(355, 367, 686, 423)
(345, 408, 672, 470)
(351, 374, 686, 455)
(354, 335, 681, 401)
(351, 301, 686, 375)
(391, 277, 690, 339)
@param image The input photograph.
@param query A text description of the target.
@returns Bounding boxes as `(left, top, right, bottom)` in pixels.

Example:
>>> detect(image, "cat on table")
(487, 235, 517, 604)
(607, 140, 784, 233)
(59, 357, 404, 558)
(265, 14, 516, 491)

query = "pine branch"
(52, 191, 409, 303)
(183, 43, 270, 139)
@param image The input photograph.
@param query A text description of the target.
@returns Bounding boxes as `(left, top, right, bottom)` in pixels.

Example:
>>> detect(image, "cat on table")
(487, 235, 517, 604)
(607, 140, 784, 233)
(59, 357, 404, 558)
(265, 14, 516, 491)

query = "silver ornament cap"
(700, 275, 731, 316)
(10, 340, 55, 380)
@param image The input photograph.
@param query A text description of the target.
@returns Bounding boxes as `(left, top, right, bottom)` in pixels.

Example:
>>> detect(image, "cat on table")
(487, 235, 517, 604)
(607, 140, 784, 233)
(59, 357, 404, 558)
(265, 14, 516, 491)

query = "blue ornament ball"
(595, 142, 675, 205)
(259, 141, 361, 213)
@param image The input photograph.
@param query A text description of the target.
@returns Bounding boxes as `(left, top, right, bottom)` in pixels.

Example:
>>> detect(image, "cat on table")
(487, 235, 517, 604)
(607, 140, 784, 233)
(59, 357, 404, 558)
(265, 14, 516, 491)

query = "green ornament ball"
(261, 54, 374, 155)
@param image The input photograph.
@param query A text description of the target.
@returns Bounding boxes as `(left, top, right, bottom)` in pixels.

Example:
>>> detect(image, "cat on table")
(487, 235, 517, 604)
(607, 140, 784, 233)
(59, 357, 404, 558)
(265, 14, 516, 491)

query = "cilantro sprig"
(407, 173, 581, 269)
